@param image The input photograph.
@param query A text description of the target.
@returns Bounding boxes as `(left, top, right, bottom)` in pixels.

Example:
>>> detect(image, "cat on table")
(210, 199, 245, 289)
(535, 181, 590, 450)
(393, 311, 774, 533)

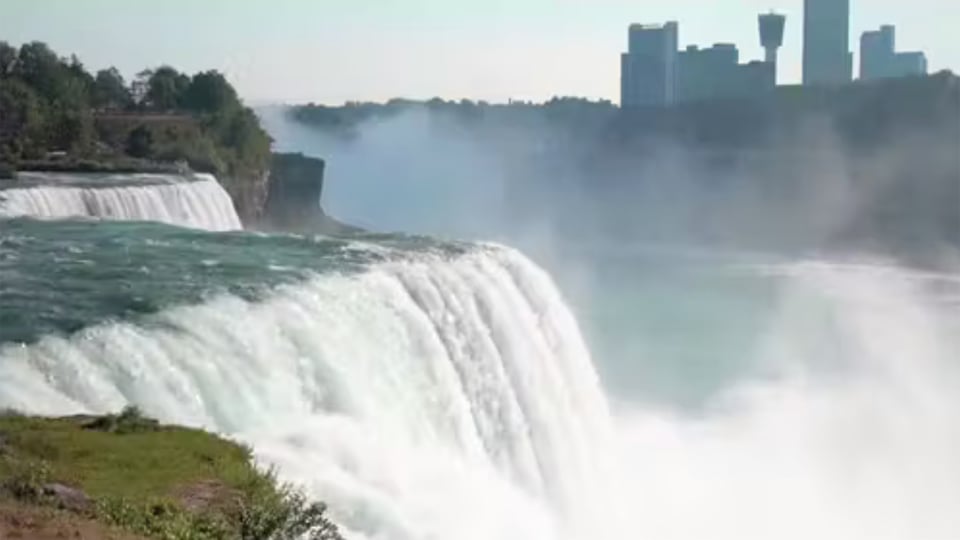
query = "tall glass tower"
(803, 0, 852, 85)
(620, 22, 679, 107)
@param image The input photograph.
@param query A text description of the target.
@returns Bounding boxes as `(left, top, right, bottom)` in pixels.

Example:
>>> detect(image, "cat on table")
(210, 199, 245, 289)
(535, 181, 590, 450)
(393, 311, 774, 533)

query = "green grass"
(0, 408, 342, 539)
(0, 410, 251, 501)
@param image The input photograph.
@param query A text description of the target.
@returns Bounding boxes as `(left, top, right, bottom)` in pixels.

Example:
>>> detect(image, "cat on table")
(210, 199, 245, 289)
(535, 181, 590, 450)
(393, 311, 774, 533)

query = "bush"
(83, 406, 160, 435)
(2, 457, 51, 502)
(97, 472, 343, 540)
(236, 474, 341, 540)
(98, 497, 232, 540)
(126, 125, 154, 158)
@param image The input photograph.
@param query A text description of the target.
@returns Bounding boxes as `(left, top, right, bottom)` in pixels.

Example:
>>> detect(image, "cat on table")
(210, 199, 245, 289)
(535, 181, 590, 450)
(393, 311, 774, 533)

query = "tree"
(181, 70, 238, 113)
(15, 42, 63, 99)
(0, 79, 45, 158)
(65, 55, 95, 97)
(44, 75, 95, 154)
(144, 66, 189, 111)
(126, 125, 154, 158)
(0, 42, 17, 77)
(93, 67, 132, 110)
(208, 106, 270, 175)
(45, 106, 94, 154)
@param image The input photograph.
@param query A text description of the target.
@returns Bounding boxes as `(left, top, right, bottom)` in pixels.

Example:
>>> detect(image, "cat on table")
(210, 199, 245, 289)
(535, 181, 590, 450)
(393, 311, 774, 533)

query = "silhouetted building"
(861, 26, 928, 80)
(803, 0, 852, 85)
(892, 52, 928, 76)
(861, 25, 896, 79)
(758, 12, 786, 81)
(735, 61, 776, 98)
(678, 44, 739, 102)
(677, 44, 775, 103)
(621, 22, 679, 107)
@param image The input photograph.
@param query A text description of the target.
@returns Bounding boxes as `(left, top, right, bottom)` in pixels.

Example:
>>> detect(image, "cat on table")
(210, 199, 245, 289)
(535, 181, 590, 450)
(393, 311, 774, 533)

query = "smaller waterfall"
(0, 173, 242, 231)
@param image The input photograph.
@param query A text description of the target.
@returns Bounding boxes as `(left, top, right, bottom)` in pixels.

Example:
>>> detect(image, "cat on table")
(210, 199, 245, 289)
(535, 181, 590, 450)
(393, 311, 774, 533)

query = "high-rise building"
(621, 22, 679, 107)
(861, 26, 928, 80)
(803, 0, 852, 85)
(891, 52, 928, 77)
(677, 43, 775, 103)
(758, 12, 786, 80)
(734, 61, 777, 98)
(677, 44, 739, 102)
(861, 25, 896, 79)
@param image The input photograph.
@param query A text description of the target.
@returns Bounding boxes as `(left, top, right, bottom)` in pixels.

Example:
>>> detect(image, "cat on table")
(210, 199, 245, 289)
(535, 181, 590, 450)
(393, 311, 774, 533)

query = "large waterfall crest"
(0, 173, 242, 231)
(0, 245, 620, 540)
(1, 218, 957, 540)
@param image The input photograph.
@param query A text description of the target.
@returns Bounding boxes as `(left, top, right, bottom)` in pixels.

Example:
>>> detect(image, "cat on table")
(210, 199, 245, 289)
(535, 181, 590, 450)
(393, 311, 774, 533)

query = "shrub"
(2, 457, 51, 502)
(83, 406, 160, 434)
(96, 477, 343, 540)
(98, 497, 232, 540)
(237, 478, 342, 540)
(126, 124, 154, 158)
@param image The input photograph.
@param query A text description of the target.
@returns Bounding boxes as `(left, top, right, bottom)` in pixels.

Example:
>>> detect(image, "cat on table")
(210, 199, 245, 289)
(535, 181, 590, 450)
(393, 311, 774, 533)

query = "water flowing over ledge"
(0, 173, 242, 231)
(0, 244, 622, 539)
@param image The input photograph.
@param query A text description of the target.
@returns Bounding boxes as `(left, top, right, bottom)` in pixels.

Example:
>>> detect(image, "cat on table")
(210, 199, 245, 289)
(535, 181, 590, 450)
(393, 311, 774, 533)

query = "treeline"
(291, 96, 617, 137)
(607, 71, 960, 149)
(290, 74, 959, 150)
(0, 41, 269, 179)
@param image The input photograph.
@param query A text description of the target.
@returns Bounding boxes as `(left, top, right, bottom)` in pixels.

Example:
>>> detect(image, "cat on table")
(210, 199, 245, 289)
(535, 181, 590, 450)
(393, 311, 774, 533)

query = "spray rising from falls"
(0, 244, 623, 540)
(0, 173, 242, 231)
(615, 261, 960, 540)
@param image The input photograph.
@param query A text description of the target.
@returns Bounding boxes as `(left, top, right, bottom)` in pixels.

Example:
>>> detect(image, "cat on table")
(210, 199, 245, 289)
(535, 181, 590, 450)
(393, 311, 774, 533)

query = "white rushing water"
(0, 173, 242, 231)
(0, 246, 957, 540)
(0, 246, 624, 540)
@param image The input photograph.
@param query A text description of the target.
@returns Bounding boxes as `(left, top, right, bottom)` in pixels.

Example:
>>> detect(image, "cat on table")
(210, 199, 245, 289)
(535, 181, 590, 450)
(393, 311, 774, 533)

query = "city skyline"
(619, 0, 931, 108)
(1, 0, 957, 105)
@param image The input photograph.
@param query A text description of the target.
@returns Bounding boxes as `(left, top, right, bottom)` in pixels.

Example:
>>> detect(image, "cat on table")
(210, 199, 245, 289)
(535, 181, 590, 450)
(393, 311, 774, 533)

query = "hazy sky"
(3, 0, 957, 104)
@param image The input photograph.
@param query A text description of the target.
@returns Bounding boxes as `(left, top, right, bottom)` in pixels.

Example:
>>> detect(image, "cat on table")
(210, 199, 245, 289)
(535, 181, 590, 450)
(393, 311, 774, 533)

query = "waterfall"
(0, 245, 622, 540)
(0, 173, 242, 231)
(2, 212, 956, 540)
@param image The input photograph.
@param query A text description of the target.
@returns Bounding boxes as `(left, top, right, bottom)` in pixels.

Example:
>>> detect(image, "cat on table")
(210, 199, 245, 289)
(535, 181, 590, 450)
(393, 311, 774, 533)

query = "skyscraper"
(861, 26, 928, 80)
(803, 0, 852, 85)
(861, 26, 896, 79)
(891, 52, 928, 77)
(676, 43, 775, 103)
(677, 44, 739, 103)
(620, 22, 679, 107)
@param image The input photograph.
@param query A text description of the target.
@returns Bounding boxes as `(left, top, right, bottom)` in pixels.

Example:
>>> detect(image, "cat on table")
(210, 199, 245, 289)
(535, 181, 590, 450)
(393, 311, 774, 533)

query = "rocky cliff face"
(259, 152, 357, 234)
(222, 170, 270, 225)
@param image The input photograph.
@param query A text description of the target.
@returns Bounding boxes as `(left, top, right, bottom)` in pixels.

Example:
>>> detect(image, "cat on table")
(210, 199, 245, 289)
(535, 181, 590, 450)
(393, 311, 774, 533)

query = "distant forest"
(0, 41, 270, 179)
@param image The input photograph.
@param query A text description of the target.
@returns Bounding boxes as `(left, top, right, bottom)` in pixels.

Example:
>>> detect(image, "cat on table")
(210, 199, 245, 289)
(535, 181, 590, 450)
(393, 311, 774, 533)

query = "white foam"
(0, 246, 622, 540)
(0, 173, 242, 231)
(0, 247, 956, 539)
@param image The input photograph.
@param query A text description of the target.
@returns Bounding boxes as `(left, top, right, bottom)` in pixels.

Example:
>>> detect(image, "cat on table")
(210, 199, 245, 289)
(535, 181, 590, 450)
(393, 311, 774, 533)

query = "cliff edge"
(261, 153, 360, 235)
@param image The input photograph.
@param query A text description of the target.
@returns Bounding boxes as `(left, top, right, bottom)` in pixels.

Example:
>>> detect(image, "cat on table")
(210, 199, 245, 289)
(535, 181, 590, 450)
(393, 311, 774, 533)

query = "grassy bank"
(0, 408, 341, 540)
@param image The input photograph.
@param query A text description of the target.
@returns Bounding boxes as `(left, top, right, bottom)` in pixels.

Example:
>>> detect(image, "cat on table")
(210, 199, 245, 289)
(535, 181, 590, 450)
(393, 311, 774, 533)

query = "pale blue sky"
(2, 0, 957, 104)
